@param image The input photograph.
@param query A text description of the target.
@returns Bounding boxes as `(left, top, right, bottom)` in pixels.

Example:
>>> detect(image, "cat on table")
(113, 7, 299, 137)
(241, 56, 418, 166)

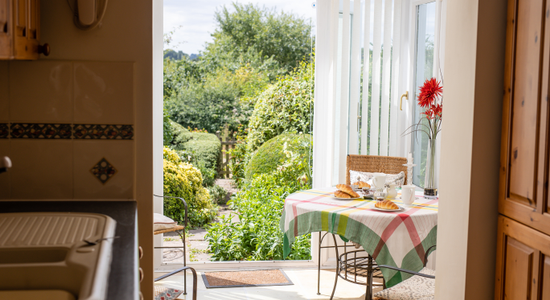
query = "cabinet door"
(0, 0, 10, 59)
(500, 0, 550, 236)
(12, 0, 38, 59)
(495, 216, 550, 299)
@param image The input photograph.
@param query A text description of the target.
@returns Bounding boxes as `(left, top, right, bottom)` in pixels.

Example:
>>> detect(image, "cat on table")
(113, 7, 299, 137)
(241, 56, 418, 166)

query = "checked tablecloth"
(280, 187, 438, 287)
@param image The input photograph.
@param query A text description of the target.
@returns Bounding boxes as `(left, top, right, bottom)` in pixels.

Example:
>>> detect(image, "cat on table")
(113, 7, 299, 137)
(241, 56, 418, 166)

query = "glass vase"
(424, 137, 438, 198)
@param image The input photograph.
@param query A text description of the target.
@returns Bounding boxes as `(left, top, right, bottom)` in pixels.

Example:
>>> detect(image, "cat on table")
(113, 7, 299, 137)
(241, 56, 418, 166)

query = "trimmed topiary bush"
(163, 147, 218, 228)
(245, 133, 312, 180)
(245, 60, 314, 155)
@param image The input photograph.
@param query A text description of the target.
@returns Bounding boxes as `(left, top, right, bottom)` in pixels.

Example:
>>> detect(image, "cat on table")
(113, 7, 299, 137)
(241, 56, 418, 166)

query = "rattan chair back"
(345, 155, 408, 185)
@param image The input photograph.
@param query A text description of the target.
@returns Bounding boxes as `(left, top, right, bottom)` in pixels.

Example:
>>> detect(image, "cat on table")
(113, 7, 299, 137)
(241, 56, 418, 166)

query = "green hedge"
(167, 121, 221, 186)
(245, 133, 312, 180)
(163, 147, 218, 227)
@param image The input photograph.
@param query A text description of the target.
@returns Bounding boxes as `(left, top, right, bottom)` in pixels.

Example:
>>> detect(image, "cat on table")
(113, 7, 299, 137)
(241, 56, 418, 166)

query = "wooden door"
(500, 0, 550, 237)
(495, 216, 550, 299)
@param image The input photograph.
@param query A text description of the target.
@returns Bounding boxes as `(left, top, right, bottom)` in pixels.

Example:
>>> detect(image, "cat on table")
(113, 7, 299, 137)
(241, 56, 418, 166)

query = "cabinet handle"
(38, 43, 50, 56)
(139, 267, 144, 282)
(138, 246, 143, 259)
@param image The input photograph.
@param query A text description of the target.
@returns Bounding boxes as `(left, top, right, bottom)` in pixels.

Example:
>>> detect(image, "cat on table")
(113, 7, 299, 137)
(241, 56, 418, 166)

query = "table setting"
(280, 154, 438, 290)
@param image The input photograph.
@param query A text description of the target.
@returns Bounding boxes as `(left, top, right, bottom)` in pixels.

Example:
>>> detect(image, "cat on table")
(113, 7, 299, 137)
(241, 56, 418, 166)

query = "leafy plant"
(206, 184, 228, 205)
(205, 150, 312, 261)
(163, 147, 218, 228)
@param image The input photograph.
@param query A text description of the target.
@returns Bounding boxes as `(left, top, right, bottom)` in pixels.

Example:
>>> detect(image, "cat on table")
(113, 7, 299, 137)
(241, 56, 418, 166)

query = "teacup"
(401, 185, 416, 205)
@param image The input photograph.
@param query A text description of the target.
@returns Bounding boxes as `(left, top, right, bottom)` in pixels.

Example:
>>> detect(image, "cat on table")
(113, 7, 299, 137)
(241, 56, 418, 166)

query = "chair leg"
(365, 255, 373, 300)
(329, 234, 340, 300)
(317, 232, 322, 295)
(180, 230, 187, 295)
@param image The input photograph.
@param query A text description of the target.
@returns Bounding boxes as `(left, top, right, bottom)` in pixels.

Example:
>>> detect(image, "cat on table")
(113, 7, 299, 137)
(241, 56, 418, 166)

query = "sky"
(163, 0, 316, 55)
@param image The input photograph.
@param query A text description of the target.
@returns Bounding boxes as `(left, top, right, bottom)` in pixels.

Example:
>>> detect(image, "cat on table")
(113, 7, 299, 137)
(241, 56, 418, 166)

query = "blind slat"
(348, 0, 363, 155)
(361, 0, 372, 155)
(369, 0, 383, 155)
(337, 0, 351, 182)
(379, 0, 393, 155)
(389, 0, 403, 156)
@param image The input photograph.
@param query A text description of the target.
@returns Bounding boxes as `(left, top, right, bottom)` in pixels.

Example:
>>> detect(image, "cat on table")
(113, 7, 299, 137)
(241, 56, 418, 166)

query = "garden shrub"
(245, 60, 314, 155)
(245, 133, 311, 180)
(205, 147, 312, 261)
(163, 147, 218, 228)
(167, 121, 221, 186)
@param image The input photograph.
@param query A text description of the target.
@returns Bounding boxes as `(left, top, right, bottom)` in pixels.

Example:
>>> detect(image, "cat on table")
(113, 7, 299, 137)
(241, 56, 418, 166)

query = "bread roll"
(352, 181, 371, 188)
(334, 190, 352, 198)
(375, 199, 399, 210)
(336, 184, 360, 198)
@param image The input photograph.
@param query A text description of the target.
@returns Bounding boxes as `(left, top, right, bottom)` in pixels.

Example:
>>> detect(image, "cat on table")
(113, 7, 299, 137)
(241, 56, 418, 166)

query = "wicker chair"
(345, 155, 408, 185)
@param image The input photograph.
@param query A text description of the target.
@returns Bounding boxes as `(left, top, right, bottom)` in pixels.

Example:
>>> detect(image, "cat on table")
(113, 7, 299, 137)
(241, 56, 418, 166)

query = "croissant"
(334, 190, 352, 198)
(375, 199, 399, 210)
(352, 181, 371, 188)
(336, 184, 360, 198)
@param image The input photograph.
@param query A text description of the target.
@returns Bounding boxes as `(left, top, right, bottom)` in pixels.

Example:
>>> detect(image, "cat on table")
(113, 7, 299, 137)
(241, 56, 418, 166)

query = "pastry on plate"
(334, 190, 352, 198)
(352, 181, 371, 189)
(375, 199, 399, 210)
(336, 184, 360, 198)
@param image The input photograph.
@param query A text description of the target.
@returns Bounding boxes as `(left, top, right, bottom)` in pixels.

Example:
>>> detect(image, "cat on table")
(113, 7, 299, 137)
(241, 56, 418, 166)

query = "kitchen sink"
(0, 212, 117, 300)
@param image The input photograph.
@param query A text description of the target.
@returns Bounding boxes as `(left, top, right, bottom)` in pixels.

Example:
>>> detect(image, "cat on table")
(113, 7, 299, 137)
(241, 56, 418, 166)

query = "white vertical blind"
(379, 0, 393, 155)
(389, 0, 403, 156)
(315, 0, 407, 185)
(348, 0, 362, 155)
(360, 0, 371, 155)
(337, 0, 351, 182)
(369, 0, 383, 156)
(312, 0, 340, 188)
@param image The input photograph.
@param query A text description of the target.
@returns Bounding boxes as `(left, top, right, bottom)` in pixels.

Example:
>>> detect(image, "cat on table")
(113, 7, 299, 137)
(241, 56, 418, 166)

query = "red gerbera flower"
(418, 78, 443, 108)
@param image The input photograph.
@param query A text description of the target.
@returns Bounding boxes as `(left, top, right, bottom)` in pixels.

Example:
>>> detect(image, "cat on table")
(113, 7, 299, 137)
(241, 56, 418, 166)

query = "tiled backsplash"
(0, 60, 135, 200)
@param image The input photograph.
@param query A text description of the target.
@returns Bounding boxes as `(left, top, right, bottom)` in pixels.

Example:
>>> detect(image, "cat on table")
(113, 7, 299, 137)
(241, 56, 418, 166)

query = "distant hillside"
(164, 49, 201, 61)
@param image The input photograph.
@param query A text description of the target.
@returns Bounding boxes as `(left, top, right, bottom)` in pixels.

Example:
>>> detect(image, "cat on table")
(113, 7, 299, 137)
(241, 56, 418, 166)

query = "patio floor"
(155, 268, 384, 300)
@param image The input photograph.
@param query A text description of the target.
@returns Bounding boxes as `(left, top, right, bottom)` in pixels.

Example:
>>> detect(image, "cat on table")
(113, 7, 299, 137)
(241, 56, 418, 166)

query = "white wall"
(0, 1, 156, 298)
(436, 0, 506, 298)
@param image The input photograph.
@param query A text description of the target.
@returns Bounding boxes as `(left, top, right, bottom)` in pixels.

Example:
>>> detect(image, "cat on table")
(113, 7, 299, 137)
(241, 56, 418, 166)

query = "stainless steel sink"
(0, 212, 117, 300)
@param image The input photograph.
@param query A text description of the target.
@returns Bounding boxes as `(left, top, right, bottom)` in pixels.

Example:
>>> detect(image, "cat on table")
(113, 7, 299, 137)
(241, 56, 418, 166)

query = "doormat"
(201, 269, 293, 288)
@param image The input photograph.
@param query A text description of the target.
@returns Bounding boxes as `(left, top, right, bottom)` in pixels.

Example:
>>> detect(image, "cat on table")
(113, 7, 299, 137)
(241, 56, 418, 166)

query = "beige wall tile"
(10, 140, 73, 199)
(0, 62, 8, 122)
(73, 140, 134, 199)
(9, 61, 73, 123)
(74, 62, 134, 124)
(0, 140, 10, 199)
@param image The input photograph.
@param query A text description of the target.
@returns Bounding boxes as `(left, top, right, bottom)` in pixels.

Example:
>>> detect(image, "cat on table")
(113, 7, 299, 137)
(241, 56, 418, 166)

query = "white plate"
(331, 194, 362, 200)
(370, 202, 405, 212)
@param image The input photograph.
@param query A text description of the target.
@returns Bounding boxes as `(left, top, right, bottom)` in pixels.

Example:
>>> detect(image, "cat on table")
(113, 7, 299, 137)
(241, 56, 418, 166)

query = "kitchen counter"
(0, 201, 138, 300)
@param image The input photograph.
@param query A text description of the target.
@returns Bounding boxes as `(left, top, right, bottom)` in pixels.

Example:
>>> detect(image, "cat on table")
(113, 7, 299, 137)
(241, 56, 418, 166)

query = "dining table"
(280, 186, 438, 288)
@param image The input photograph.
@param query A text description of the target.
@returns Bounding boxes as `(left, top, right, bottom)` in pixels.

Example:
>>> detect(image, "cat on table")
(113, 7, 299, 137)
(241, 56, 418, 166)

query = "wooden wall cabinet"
(497, 0, 550, 297)
(0, 0, 48, 60)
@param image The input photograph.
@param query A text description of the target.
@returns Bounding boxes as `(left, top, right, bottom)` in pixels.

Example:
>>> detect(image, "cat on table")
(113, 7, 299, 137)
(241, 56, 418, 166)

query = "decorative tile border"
(0, 124, 8, 139)
(11, 123, 73, 139)
(74, 124, 134, 140)
(0, 123, 134, 140)
(90, 157, 118, 184)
